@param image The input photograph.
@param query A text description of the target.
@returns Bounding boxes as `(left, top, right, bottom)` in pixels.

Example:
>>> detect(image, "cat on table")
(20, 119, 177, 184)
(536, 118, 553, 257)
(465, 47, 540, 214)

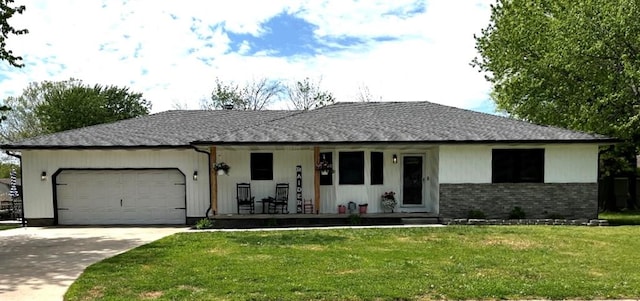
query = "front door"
(402, 155, 424, 206)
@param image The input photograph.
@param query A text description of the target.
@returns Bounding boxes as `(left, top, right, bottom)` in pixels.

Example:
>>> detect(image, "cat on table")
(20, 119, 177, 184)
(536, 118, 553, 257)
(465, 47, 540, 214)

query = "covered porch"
(201, 144, 440, 217)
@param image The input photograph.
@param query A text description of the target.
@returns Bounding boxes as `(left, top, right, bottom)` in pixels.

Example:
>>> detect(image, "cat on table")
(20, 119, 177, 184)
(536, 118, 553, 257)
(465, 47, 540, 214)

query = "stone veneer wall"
(439, 183, 598, 219)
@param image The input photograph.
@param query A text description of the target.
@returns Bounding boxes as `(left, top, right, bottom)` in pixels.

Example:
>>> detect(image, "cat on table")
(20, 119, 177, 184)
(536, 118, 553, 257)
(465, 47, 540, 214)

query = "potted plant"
(338, 204, 346, 214)
(315, 158, 333, 175)
(381, 191, 397, 213)
(358, 203, 368, 214)
(213, 162, 230, 175)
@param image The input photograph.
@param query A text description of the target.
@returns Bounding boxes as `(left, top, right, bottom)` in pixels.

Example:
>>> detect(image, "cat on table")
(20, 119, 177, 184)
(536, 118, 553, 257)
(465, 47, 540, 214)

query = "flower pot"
(217, 169, 226, 176)
(338, 205, 346, 214)
(320, 170, 330, 176)
(358, 204, 368, 214)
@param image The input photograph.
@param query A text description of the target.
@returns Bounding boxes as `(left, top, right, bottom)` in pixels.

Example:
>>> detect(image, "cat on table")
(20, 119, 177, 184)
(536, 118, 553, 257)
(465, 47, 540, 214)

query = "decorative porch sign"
(296, 165, 302, 213)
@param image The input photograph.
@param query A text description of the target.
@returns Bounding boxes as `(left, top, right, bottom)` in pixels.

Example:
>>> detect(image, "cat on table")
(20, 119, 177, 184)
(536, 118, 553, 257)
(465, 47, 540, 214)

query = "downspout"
(192, 146, 213, 218)
(5, 150, 25, 227)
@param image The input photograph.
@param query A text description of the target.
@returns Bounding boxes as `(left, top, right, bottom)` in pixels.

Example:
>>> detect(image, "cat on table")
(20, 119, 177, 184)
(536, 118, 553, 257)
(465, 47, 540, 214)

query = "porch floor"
(210, 212, 441, 228)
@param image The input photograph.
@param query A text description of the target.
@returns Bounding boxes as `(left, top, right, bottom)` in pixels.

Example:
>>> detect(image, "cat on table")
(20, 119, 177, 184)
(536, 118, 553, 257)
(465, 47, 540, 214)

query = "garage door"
(55, 169, 186, 225)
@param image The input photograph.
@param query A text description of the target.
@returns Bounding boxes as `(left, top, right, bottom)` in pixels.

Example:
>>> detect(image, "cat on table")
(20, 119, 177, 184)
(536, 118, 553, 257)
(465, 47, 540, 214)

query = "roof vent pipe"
(223, 104, 234, 110)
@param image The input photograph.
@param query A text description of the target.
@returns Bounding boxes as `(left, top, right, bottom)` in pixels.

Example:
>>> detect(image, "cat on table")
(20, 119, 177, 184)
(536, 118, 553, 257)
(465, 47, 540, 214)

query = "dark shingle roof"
(2, 101, 613, 149)
(194, 102, 612, 144)
(2, 110, 296, 148)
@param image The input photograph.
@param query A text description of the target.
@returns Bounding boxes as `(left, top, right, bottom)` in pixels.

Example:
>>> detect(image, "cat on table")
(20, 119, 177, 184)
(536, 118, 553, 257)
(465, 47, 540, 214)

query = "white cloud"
(0, 0, 494, 113)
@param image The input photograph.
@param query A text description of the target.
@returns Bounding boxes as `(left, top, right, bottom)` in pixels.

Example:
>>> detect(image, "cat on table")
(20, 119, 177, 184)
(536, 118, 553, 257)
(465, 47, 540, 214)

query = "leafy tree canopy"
(0, 0, 27, 68)
(286, 77, 335, 110)
(34, 79, 151, 133)
(473, 0, 640, 172)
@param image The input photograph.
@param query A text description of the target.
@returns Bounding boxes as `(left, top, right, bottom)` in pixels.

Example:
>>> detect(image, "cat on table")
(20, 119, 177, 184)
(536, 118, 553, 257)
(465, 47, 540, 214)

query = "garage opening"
(54, 169, 186, 225)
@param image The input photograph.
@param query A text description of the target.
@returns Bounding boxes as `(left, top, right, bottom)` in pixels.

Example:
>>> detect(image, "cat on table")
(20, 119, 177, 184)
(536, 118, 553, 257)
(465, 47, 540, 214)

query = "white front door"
(56, 169, 186, 225)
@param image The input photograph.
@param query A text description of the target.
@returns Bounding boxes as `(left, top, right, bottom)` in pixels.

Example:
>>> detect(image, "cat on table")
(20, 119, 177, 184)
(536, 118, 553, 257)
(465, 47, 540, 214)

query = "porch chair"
(303, 199, 314, 214)
(236, 183, 255, 214)
(267, 183, 289, 214)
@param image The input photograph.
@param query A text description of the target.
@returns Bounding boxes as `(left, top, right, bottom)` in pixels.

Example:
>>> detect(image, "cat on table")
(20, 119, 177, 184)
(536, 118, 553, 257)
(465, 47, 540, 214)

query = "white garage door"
(56, 169, 186, 225)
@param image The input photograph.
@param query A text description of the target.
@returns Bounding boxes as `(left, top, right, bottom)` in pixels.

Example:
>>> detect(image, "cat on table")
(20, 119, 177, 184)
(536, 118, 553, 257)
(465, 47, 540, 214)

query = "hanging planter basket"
(214, 162, 230, 176)
(320, 169, 330, 176)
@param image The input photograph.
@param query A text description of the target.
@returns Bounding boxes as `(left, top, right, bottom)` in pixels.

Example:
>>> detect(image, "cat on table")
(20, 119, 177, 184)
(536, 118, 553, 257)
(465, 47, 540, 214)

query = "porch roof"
(2, 101, 615, 150)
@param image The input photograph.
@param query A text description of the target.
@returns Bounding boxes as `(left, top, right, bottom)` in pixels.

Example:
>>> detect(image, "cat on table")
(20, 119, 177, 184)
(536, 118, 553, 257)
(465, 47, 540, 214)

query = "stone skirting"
(439, 183, 598, 219)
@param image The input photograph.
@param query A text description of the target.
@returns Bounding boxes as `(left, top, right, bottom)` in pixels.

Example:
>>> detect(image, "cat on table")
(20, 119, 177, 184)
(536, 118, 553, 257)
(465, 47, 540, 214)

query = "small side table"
(260, 198, 271, 214)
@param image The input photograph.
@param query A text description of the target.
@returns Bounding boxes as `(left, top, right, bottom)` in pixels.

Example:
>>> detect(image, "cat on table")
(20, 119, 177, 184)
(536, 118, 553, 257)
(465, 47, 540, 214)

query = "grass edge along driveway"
(66, 226, 640, 301)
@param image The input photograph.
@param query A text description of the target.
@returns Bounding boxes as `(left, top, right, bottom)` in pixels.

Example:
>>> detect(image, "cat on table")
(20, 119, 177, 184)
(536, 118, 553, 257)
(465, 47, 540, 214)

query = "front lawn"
(0, 225, 19, 231)
(66, 226, 640, 300)
(599, 210, 640, 225)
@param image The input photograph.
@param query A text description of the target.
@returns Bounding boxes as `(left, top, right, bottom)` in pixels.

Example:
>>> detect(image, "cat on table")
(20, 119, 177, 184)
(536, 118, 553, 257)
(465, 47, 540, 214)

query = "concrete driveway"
(0, 226, 187, 301)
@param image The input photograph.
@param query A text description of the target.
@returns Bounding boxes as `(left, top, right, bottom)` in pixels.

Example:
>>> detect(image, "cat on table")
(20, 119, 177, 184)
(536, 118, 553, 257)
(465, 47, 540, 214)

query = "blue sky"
(0, 0, 495, 113)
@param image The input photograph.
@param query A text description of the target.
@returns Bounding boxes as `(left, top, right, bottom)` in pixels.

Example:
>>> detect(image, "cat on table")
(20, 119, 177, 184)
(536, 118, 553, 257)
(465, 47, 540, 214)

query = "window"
(339, 151, 364, 185)
(251, 153, 273, 180)
(492, 149, 544, 183)
(371, 152, 383, 185)
(319, 152, 333, 185)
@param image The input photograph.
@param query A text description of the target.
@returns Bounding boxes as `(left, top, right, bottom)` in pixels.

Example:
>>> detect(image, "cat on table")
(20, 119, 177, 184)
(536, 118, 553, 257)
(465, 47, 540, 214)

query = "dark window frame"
(251, 153, 273, 180)
(370, 151, 384, 185)
(339, 151, 365, 185)
(492, 149, 544, 183)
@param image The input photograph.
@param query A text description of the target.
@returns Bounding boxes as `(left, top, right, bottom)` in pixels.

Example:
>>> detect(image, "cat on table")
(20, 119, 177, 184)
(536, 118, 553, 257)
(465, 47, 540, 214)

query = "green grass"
(599, 210, 640, 225)
(66, 226, 640, 301)
(0, 225, 18, 231)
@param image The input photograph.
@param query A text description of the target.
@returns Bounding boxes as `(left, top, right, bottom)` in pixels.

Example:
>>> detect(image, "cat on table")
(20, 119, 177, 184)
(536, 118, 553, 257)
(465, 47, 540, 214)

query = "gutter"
(4, 151, 26, 227)
(191, 146, 213, 217)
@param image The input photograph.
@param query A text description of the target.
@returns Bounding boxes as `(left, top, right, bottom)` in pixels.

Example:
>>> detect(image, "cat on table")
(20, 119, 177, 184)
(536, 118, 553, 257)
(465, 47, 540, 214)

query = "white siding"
(215, 148, 315, 214)
(545, 144, 598, 183)
(21, 149, 209, 219)
(439, 145, 492, 184)
(216, 147, 438, 214)
(439, 144, 599, 184)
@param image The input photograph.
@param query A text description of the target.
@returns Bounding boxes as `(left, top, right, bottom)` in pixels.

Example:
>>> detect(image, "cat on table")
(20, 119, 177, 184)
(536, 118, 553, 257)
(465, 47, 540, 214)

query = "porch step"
(401, 217, 441, 225)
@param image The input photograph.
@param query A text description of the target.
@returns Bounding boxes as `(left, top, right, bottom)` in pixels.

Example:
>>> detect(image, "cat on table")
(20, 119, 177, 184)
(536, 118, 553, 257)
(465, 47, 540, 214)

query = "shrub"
(467, 210, 486, 219)
(509, 207, 526, 219)
(349, 214, 362, 225)
(195, 218, 214, 229)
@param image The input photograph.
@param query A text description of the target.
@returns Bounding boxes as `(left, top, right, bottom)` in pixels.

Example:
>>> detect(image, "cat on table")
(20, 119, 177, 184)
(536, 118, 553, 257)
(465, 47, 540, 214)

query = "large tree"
(35, 80, 151, 133)
(0, 0, 29, 122)
(473, 0, 640, 209)
(0, 0, 27, 68)
(0, 80, 64, 142)
(286, 77, 335, 110)
(204, 77, 283, 110)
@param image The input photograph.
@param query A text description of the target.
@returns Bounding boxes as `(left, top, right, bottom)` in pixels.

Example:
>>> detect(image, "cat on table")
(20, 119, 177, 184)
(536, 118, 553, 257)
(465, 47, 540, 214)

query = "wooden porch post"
(210, 146, 218, 215)
(314, 146, 320, 213)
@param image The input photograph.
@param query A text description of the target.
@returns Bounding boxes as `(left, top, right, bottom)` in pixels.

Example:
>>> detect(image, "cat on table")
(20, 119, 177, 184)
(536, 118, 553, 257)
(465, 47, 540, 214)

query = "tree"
(204, 77, 283, 110)
(0, 0, 29, 122)
(355, 84, 382, 103)
(472, 0, 640, 210)
(286, 77, 335, 110)
(242, 78, 284, 110)
(35, 80, 151, 133)
(0, 80, 74, 142)
(0, 0, 28, 68)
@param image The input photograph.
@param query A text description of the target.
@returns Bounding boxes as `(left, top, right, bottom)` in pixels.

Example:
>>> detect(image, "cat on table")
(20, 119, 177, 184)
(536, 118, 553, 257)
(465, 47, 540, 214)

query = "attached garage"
(54, 169, 186, 225)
